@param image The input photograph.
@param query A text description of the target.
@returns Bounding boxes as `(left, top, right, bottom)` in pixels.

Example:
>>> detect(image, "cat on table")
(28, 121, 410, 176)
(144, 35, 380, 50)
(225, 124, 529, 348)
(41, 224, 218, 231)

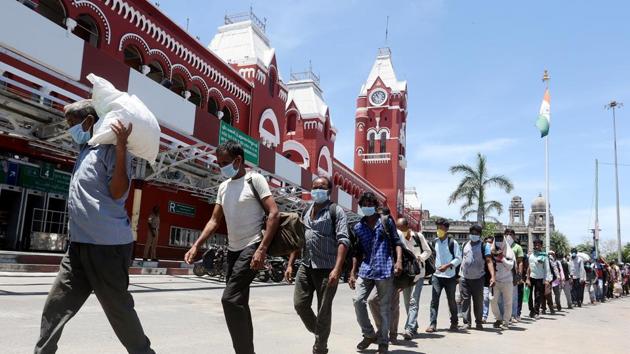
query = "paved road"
(1, 272, 629, 354)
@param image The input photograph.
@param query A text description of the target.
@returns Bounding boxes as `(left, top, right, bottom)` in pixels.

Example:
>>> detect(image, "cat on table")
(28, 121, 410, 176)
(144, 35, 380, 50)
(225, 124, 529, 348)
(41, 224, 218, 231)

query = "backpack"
(247, 176, 305, 257)
(432, 237, 459, 279)
(380, 215, 420, 289)
(414, 233, 436, 278)
(464, 241, 492, 286)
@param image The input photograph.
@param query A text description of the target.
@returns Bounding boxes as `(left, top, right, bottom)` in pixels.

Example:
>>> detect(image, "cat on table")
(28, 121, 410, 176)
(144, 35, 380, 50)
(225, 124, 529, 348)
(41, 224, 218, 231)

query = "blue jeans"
(402, 280, 424, 332)
(353, 277, 394, 345)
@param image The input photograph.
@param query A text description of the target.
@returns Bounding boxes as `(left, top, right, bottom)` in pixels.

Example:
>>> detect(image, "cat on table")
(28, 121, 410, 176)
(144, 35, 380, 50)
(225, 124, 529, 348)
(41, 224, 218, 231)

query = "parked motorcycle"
(193, 245, 227, 280)
(255, 256, 286, 283)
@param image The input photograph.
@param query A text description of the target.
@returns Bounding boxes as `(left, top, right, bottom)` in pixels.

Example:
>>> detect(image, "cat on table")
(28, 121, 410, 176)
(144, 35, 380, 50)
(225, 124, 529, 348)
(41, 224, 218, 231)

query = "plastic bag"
(86, 73, 161, 163)
(523, 285, 531, 303)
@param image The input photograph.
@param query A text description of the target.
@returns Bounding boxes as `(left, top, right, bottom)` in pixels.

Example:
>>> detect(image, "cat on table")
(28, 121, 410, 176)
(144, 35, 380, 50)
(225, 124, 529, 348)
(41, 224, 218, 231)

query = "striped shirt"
(301, 201, 350, 269)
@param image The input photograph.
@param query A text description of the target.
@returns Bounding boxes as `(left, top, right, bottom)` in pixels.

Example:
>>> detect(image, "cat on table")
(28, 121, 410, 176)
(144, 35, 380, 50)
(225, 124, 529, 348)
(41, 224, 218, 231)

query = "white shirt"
(216, 172, 271, 252)
(397, 229, 432, 279)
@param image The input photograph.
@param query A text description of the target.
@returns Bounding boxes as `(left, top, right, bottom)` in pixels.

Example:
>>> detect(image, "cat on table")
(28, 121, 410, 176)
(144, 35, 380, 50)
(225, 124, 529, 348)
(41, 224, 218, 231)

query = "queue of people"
(35, 105, 628, 354)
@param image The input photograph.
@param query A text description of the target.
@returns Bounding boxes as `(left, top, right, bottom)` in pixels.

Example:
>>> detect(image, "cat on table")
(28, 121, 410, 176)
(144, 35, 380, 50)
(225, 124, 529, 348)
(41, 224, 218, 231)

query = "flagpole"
(543, 70, 551, 253)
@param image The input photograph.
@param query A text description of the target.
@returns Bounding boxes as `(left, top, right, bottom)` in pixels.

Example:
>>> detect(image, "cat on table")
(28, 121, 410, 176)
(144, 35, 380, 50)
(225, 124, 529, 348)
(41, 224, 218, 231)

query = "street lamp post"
(605, 101, 623, 264)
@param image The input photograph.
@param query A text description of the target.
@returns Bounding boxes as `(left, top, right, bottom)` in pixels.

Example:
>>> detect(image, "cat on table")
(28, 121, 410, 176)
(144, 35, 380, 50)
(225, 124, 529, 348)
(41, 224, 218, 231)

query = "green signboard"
(17, 164, 71, 195)
(168, 201, 196, 217)
(218, 122, 260, 165)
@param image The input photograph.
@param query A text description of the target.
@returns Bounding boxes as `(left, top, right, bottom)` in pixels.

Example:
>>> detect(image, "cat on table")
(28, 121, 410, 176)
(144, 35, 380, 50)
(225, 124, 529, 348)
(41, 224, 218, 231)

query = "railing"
(361, 152, 391, 162)
(290, 70, 320, 85)
(224, 8, 267, 33)
(0, 75, 72, 111)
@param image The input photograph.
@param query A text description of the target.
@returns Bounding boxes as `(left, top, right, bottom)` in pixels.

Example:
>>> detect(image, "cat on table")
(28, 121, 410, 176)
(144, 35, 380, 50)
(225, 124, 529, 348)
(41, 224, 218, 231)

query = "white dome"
(532, 193, 547, 211)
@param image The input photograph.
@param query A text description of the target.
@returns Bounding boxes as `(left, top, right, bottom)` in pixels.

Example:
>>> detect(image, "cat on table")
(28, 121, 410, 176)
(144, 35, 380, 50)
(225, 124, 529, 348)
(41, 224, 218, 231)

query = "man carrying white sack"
(35, 100, 155, 354)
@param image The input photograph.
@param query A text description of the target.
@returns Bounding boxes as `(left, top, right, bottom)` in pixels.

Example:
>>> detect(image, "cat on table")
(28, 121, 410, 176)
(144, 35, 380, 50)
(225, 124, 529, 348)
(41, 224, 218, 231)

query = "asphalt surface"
(1, 272, 629, 354)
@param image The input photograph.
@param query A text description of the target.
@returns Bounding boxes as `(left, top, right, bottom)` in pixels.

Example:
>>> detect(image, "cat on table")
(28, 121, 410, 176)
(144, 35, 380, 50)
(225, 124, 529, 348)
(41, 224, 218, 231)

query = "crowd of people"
(33, 106, 629, 354)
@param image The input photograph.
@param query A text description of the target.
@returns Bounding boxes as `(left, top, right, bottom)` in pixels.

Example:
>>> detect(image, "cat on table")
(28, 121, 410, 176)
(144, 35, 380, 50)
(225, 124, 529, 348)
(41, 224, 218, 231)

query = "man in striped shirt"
(286, 176, 349, 354)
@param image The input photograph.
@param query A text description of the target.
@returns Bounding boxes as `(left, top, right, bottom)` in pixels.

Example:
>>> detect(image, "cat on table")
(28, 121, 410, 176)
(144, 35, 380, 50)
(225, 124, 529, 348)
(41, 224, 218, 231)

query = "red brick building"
(0, 0, 419, 260)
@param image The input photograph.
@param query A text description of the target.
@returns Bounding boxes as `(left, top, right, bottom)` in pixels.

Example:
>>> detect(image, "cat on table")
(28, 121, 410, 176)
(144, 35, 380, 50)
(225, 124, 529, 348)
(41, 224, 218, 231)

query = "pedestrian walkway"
(1, 273, 628, 353)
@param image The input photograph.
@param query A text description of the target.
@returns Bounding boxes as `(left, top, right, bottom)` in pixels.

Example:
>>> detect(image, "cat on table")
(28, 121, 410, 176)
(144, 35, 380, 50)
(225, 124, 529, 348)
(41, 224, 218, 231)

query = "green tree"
(622, 243, 630, 263)
(574, 242, 593, 254)
(482, 222, 498, 239)
(448, 153, 514, 225)
(550, 230, 570, 256)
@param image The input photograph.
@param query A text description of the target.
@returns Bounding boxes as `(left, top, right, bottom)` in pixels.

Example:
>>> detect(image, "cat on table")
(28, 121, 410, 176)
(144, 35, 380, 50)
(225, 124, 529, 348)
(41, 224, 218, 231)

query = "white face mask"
(469, 234, 481, 242)
(506, 236, 514, 246)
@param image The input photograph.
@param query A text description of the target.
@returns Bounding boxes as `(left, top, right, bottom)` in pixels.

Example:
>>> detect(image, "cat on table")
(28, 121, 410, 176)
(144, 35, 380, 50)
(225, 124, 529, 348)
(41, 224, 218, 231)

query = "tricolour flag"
(536, 89, 550, 137)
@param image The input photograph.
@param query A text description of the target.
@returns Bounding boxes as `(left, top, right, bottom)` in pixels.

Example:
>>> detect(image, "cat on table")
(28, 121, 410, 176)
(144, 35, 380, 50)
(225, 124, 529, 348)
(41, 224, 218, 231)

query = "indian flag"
(536, 89, 550, 137)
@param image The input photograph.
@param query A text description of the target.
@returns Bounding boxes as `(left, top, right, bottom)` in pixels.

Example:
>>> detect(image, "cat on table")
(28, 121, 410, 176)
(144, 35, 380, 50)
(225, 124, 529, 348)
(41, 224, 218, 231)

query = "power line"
(599, 162, 630, 167)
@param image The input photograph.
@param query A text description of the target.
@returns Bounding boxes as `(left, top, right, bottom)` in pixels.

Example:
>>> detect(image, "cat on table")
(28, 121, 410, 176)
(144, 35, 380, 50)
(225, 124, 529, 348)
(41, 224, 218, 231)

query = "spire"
(360, 47, 406, 95)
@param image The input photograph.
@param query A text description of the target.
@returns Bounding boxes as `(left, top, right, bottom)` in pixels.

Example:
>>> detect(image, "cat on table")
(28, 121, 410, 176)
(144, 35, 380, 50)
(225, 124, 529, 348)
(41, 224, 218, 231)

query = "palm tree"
(448, 153, 514, 225)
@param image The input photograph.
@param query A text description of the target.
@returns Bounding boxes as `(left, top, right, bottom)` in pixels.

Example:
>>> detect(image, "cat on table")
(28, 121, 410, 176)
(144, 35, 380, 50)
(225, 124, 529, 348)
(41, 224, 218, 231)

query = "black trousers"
(516, 283, 524, 316)
(429, 276, 458, 328)
(572, 281, 585, 305)
(222, 243, 259, 354)
(460, 277, 485, 325)
(35, 242, 154, 354)
(531, 278, 552, 316)
(293, 265, 338, 351)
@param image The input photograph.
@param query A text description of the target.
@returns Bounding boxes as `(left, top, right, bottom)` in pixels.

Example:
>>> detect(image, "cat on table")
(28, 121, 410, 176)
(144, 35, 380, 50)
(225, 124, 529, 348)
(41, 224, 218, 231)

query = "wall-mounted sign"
(218, 121, 260, 166)
(168, 201, 196, 217)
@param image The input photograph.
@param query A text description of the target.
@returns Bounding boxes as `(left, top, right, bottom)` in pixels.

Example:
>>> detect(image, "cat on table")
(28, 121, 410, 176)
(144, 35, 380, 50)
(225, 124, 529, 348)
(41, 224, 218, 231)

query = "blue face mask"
(361, 206, 376, 217)
(469, 234, 480, 242)
(220, 160, 239, 179)
(310, 189, 329, 204)
(68, 120, 91, 145)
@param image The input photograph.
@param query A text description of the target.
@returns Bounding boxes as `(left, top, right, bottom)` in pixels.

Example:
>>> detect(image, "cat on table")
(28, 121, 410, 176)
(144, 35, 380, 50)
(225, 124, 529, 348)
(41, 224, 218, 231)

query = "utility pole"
(594, 159, 600, 258)
(605, 101, 623, 263)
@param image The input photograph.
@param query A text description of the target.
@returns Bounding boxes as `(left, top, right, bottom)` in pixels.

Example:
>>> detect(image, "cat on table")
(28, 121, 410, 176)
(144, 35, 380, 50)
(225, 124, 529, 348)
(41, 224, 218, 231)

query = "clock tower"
(354, 47, 408, 217)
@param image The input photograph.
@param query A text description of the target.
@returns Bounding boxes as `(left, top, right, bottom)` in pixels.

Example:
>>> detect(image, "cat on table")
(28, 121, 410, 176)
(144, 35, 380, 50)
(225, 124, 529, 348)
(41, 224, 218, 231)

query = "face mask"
(469, 234, 480, 242)
(68, 120, 91, 145)
(495, 241, 503, 249)
(506, 236, 514, 246)
(361, 206, 376, 217)
(437, 229, 447, 240)
(310, 189, 329, 204)
(220, 160, 239, 179)
(571, 253, 577, 258)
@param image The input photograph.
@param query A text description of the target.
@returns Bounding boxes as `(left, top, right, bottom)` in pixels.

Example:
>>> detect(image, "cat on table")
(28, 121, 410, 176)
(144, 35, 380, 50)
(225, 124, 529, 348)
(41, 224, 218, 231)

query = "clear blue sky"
(158, 0, 629, 247)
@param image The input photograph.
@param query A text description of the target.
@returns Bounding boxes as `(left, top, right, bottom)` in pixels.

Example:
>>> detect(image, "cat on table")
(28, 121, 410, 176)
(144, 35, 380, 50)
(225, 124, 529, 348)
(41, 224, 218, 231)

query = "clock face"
(370, 90, 387, 106)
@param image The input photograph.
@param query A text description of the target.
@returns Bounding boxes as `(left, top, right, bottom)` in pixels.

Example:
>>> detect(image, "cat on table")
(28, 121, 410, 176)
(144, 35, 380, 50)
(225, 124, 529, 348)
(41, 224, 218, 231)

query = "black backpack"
(413, 233, 436, 278)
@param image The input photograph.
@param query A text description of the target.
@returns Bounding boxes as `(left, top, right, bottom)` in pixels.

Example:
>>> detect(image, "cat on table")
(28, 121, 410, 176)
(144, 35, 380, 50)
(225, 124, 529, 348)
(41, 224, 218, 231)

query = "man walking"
(396, 218, 432, 340)
(559, 254, 573, 308)
(527, 239, 553, 319)
(35, 100, 154, 354)
(569, 248, 587, 307)
(185, 140, 280, 354)
(459, 225, 495, 330)
(426, 218, 462, 333)
(350, 192, 403, 354)
(143, 205, 160, 262)
(489, 233, 514, 329)
(285, 176, 349, 354)
(549, 251, 565, 311)
(506, 229, 524, 322)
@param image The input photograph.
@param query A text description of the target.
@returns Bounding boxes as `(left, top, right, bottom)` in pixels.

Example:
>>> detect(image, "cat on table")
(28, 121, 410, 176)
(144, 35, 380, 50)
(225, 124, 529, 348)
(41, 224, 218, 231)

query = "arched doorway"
(123, 45, 144, 72)
(146, 61, 164, 83)
(73, 14, 99, 47)
(37, 0, 66, 28)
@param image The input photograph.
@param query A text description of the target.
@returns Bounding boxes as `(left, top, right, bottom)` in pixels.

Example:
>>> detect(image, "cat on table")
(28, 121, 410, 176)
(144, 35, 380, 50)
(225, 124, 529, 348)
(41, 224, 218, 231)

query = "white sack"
(86, 73, 161, 163)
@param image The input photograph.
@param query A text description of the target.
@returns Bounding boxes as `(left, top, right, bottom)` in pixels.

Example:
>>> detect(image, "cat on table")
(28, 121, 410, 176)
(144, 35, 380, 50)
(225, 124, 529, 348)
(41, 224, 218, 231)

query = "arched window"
(208, 97, 219, 117)
(268, 71, 276, 97)
(73, 14, 99, 47)
(147, 61, 164, 83)
(286, 113, 297, 133)
(123, 46, 143, 72)
(37, 0, 66, 28)
(221, 107, 232, 125)
(380, 132, 387, 153)
(188, 86, 202, 107)
(368, 132, 375, 154)
(170, 74, 186, 97)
